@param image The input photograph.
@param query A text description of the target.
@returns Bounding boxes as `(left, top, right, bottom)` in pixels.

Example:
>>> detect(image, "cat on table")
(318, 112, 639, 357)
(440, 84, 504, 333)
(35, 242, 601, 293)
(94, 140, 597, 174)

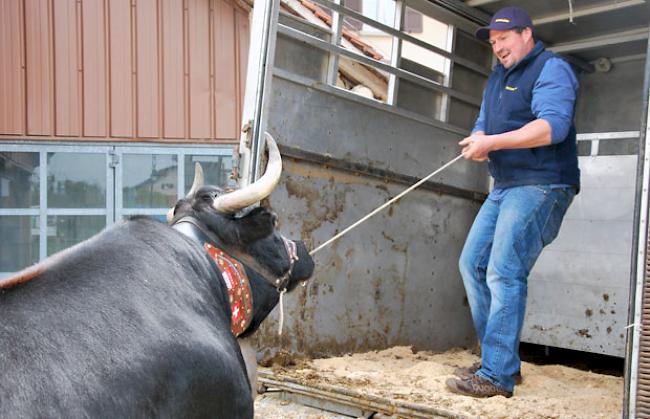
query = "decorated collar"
(203, 243, 253, 337)
(172, 216, 299, 336)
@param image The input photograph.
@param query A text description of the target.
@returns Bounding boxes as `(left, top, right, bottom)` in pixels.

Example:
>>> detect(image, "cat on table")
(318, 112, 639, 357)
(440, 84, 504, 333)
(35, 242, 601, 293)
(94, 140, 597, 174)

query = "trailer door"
(238, 0, 492, 355)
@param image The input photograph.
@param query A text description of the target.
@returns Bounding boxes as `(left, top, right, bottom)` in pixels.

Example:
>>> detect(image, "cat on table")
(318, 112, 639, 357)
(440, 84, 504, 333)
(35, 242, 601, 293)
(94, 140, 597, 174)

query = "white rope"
(567, 0, 574, 23)
(309, 154, 464, 256)
(278, 289, 287, 335)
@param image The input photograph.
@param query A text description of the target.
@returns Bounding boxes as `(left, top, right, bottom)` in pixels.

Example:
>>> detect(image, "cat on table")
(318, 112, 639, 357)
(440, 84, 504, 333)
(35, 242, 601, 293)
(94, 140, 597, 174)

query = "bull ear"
(167, 162, 204, 223)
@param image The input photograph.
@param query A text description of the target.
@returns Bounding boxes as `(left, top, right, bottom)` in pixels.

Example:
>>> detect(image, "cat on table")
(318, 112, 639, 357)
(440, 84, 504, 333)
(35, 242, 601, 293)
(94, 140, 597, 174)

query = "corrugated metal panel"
(162, 0, 185, 139)
(188, 0, 211, 139)
(25, 0, 54, 135)
(136, 0, 160, 138)
(214, 0, 238, 139)
(82, 0, 108, 137)
(0, 0, 249, 143)
(53, 0, 81, 136)
(0, 0, 25, 135)
(109, 0, 134, 137)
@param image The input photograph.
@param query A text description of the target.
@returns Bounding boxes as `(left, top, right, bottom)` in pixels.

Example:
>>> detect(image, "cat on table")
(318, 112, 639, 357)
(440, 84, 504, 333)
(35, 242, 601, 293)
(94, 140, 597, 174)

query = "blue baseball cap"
(475, 6, 533, 41)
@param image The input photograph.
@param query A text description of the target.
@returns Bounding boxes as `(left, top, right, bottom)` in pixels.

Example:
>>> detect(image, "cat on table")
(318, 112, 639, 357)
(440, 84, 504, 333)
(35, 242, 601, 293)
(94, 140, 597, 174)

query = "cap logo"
(495, 18, 510, 23)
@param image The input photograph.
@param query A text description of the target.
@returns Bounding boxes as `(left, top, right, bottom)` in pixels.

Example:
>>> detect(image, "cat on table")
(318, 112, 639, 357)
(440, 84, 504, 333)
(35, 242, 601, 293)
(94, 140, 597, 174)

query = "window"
(355, 0, 422, 33)
(404, 8, 423, 33)
(0, 150, 108, 274)
(358, 0, 394, 32)
(0, 145, 233, 276)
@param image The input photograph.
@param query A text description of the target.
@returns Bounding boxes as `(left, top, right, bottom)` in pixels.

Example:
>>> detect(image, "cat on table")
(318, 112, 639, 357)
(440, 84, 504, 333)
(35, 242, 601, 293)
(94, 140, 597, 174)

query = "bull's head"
(168, 133, 314, 293)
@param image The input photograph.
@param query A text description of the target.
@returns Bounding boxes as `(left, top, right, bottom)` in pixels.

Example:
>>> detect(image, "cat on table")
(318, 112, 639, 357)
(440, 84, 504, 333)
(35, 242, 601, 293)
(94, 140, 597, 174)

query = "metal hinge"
(108, 150, 120, 168)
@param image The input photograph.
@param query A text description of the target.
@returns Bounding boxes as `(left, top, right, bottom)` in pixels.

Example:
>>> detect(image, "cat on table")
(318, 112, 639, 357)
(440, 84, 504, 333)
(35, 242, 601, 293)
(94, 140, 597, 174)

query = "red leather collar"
(204, 243, 253, 337)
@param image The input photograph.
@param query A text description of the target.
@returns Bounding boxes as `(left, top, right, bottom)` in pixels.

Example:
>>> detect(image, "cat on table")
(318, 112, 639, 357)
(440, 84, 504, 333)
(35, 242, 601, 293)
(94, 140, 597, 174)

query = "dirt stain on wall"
(284, 176, 346, 241)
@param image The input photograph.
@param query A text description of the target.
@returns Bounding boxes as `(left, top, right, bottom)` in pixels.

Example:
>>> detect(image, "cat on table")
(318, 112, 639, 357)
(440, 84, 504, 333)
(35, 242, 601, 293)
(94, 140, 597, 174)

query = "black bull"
(0, 188, 314, 417)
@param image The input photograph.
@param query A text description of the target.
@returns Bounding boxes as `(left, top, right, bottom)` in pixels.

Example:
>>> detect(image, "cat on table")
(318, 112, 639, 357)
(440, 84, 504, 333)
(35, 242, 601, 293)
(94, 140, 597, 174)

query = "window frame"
(0, 142, 233, 277)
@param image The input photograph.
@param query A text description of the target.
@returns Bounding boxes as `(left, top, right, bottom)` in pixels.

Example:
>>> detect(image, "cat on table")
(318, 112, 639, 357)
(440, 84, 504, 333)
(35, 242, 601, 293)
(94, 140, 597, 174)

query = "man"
(445, 6, 580, 398)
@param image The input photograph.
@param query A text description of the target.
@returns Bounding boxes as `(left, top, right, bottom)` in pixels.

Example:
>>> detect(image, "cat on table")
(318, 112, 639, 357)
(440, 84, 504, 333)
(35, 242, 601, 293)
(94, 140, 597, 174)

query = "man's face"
(489, 28, 533, 69)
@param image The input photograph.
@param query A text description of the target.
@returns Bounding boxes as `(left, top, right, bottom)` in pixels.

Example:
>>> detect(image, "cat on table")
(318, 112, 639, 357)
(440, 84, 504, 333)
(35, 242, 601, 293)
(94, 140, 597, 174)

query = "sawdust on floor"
(262, 346, 622, 419)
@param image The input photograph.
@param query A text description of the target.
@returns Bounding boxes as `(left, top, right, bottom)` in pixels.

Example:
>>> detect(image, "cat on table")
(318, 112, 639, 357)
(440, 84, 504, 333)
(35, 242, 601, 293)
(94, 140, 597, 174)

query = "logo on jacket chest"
(204, 243, 253, 337)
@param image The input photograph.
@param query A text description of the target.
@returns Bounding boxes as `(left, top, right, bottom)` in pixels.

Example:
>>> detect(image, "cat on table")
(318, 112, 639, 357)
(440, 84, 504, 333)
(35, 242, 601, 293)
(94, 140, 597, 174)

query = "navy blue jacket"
(481, 41, 580, 190)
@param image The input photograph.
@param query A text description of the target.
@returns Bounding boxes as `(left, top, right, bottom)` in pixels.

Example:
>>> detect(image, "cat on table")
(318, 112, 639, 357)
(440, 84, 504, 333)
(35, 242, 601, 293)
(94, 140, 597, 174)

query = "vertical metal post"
(626, 27, 650, 419)
(39, 152, 47, 261)
(238, 0, 281, 187)
(326, 0, 344, 86)
(440, 24, 455, 122)
(177, 151, 186, 198)
(106, 149, 115, 226)
(115, 149, 124, 223)
(387, 1, 405, 106)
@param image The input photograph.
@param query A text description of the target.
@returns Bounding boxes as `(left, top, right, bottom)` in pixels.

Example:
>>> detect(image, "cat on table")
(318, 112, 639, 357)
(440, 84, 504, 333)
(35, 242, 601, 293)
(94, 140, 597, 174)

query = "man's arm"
(460, 119, 551, 161)
(460, 57, 578, 161)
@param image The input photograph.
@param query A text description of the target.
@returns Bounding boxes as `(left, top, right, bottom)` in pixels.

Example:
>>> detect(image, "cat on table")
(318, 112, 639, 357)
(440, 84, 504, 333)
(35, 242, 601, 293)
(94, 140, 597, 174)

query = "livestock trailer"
(236, 0, 650, 417)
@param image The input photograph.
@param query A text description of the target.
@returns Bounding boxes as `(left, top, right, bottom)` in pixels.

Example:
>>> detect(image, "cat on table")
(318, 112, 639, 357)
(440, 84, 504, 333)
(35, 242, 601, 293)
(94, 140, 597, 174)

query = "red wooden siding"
(54, 0, 82, 136)
(188, 0, 211, 139)
(25, 0, 54, 135)
(162, 0, 184, 139)
(109, 0, 134, 137)
(82, 0, 108, 137)
(0, 1, 25, 135)
(0, 0, 250, 143)
(136, 0, 160, 138)
(214, 0, 237, 139)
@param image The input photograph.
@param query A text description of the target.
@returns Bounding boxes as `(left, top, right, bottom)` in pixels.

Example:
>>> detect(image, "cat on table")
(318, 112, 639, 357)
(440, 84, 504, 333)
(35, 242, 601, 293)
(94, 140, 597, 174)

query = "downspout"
(625, 24, 650, 419)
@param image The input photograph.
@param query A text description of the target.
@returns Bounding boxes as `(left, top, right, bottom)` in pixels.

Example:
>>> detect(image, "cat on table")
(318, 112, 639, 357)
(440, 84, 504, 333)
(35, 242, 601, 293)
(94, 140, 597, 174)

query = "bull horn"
(166, 163, 205, 223)
(186, 162, 205, 198)
(212, 132, 282, 213)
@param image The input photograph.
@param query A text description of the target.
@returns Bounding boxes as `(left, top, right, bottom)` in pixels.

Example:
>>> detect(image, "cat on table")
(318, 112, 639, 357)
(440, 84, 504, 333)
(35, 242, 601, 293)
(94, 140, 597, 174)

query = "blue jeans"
(459, 185, 575, 391)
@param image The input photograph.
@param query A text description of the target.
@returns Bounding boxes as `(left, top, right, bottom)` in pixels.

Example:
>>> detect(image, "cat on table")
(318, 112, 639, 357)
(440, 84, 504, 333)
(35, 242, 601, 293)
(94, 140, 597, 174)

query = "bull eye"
(196, 192, 214, 203)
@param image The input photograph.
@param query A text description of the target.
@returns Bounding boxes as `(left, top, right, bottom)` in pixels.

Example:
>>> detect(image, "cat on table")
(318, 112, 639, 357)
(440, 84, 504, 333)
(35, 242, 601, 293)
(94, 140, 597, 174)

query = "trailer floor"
(254, 392, 352, 418)
(256, 346, 622, 419)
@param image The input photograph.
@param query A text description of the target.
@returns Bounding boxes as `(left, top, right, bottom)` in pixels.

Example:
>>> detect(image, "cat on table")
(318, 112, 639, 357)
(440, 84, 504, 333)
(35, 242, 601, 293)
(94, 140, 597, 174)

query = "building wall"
(0, 0, 249, 143)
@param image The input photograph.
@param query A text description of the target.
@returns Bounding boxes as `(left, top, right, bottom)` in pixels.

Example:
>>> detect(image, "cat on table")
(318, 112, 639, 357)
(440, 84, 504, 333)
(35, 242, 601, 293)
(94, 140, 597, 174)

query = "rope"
(567, 0, 574, 23)
(309, 154, 464, 256)
(278, 288, 287, 335)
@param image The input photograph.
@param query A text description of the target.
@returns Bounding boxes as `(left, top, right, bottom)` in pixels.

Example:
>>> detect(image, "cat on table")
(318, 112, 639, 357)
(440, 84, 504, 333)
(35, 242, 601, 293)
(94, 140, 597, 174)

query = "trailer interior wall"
(523, 59, 645, 357)
(252, 12, 491, 356)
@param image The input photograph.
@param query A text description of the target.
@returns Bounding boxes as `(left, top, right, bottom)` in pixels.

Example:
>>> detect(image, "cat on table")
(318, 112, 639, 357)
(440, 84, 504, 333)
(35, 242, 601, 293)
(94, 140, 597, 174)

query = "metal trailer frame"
(627, 32, 650, 419)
